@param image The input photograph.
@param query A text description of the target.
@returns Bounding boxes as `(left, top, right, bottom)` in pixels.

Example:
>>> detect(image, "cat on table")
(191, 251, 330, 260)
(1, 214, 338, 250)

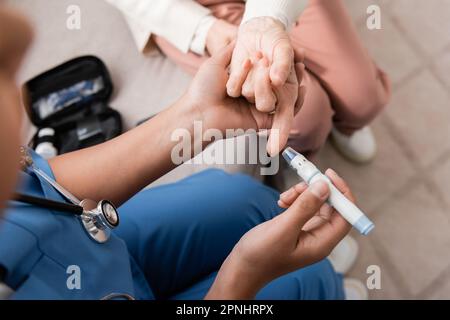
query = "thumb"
(284, 180, 330, 228)
(207, 40, 236, 68)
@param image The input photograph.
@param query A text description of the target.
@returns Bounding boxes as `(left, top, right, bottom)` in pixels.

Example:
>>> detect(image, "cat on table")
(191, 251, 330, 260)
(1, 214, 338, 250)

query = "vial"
(35, 128, 58, 159)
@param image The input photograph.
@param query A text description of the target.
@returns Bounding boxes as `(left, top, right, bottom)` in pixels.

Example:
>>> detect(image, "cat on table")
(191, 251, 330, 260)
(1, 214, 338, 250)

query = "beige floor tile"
(431, 154, 450, 209)
(355, 13, 422, 84)
(372, 183, 450, 296)
(389, 0, 450, 56)
(313, 117, 415, 213)
(385, 70, 450, 167)
(348, 236, 405, 299)
(432, 50, 450, 90)
(427, 270, 450, 299)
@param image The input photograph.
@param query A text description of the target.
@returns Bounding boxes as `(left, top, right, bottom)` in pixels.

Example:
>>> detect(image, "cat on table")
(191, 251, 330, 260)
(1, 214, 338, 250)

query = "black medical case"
(22, 55, 122, 155)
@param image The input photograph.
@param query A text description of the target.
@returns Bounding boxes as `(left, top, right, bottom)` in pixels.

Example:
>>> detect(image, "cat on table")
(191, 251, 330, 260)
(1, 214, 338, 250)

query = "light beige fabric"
(105, 0, 307, 54)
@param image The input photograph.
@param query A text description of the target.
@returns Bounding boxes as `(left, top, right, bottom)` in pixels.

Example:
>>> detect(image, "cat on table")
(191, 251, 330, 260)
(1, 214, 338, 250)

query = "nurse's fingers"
(278, 182, 307, 208)
(282, 180, 330, 229)
(207, 41, 235, 69)
(325, 168, 356, 203)
(303, 169, 355, 251)
(254, 57, 277, 112)
(266, 67, 298, 156)
(293, 63, 306, 115)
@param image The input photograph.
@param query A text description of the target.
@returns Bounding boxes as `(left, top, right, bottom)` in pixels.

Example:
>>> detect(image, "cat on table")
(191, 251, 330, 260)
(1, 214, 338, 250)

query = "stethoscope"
(14, 147, 120, 244)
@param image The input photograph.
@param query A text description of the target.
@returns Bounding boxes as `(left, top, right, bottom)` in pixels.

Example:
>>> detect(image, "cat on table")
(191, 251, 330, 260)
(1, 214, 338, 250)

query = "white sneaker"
(344, 278, 369, 300)
(330, 126, 377, 164)
(328, 235, 359, 275)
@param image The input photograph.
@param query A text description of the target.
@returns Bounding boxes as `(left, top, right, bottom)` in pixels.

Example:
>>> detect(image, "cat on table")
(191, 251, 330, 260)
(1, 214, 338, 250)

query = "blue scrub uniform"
(0, 151, 344, 300)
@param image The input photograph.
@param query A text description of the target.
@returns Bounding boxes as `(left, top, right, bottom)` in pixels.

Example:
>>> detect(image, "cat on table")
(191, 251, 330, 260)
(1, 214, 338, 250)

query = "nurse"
(0, 4, 354, 300)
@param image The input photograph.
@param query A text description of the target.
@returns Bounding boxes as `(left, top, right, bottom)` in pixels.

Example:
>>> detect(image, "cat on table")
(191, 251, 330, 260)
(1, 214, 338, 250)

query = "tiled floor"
(299, 0, 450, 299)
(8, 0, 450, 300)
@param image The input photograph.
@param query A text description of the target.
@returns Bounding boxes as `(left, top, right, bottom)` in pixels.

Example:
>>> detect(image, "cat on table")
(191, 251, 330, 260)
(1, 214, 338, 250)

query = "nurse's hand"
(186, 42, 304, 156)
(205, 19, 238, 56)
(206, 169, 353, 300)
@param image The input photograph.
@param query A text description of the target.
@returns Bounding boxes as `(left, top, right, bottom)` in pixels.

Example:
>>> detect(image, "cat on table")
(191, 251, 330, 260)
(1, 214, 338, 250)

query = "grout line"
(379, 114, 450, 218)
(346, 1, 450, 300)
(391, 65, 425, 91)
(366, 172, 450, 299)
(384, 38, 450, 93)
(365, 118, 450, 298)
(379, 65, 450, 218)
(385, 10, 429, 61)
(367, 237, 415, 298)
(428, 42, 450, 92)
(417, 263, 450, 299)
(354, 12, 424, 92)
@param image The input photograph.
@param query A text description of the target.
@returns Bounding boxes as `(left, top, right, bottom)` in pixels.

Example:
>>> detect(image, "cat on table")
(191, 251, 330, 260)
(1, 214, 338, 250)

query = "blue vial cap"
(354, 215, 375, 235)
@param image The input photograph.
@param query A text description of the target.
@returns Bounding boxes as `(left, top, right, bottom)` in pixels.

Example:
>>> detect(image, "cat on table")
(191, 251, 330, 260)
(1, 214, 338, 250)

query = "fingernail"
(309, 181, 329, 199)
(293, 182, 307, 193)
(297, 181, 307, 189)
(280, 188, 295, 200)
(326, 168, 339, 178)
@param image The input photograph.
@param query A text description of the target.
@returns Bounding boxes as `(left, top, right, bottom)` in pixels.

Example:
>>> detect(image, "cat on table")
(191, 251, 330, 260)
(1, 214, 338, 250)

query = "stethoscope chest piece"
(80, 199, 119, 243)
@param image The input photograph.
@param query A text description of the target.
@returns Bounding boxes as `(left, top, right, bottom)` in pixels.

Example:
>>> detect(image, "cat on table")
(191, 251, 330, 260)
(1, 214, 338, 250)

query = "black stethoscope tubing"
(13, 193, 84, 215)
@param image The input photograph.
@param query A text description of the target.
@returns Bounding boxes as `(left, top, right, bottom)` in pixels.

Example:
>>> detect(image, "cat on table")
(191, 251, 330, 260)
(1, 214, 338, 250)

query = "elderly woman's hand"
(185, 43, 305, 155)
(226, 17, 295, 112)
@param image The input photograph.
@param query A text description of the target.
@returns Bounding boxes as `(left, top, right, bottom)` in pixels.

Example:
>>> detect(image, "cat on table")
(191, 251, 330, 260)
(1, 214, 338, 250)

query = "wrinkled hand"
(186, 43, 304, 156)
(226, 17, 295, 112)
(207, 169, 353, 299)
(206, 19, 238, 56)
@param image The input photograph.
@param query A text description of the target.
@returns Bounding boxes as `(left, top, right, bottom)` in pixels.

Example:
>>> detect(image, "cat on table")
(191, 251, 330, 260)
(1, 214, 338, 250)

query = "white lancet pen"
(282, 147, 374, 235)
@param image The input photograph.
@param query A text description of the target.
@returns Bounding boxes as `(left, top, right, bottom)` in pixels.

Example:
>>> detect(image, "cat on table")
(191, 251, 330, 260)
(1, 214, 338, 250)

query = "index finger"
(325, 168, 356, 203)
(206, 41, 236, 69)
(266, 67, 298, 156)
